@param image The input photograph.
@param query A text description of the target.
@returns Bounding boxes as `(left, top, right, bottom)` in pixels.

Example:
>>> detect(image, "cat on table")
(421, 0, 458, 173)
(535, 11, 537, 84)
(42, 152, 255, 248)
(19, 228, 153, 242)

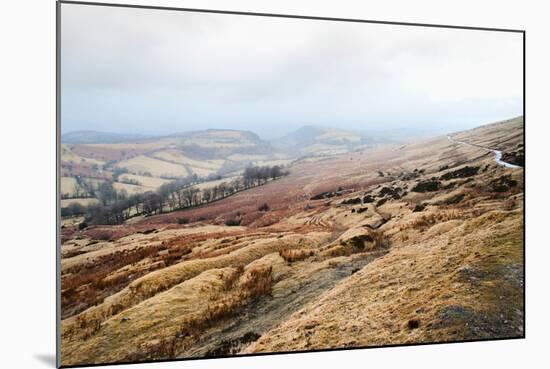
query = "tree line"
(61, 165, 288, 225)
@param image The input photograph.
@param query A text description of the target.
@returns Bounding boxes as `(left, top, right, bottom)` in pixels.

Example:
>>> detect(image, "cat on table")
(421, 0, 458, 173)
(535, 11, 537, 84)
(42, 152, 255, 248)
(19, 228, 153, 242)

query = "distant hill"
(170, 129, 265, 150)
(60, 129, 290, 195)
(273, 125, 371, 156)
(61, 131, 149, 144)
(60, 126, 392, 193)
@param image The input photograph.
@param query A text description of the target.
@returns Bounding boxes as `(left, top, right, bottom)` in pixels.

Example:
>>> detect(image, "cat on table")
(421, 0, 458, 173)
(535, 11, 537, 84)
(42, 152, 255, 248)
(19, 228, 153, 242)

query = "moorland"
(60, 117, 524, 365)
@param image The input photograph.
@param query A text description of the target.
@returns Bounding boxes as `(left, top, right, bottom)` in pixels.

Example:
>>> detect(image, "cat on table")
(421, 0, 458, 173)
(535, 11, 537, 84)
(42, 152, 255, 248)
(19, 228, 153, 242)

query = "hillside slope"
(60, 117, 524, 366)
(273, 125, 370, 156)
(60, 129, 289, 201)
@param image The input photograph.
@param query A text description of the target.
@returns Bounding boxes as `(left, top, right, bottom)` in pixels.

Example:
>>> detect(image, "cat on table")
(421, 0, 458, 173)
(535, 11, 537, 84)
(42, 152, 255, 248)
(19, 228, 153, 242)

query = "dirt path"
(178, 250, 387, 358)
(447, 135, 521, 169)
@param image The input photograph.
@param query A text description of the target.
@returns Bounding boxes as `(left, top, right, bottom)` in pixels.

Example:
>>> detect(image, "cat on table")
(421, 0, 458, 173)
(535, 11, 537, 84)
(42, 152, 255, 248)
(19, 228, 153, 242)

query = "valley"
(59, 117, 524, 366)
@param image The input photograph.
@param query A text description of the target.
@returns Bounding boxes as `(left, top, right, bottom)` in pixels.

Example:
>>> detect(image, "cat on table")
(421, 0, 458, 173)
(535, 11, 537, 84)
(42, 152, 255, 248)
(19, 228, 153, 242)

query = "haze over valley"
(60, 125, 390, 207)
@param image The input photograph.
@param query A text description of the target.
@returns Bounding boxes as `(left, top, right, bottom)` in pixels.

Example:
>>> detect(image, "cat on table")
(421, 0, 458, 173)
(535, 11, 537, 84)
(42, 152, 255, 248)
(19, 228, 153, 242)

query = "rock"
(440, 166, 479, 180)
(501, 151, 524, 167)
(488, 175, 517, 193)
(407, 319, 420, 329)
(376, 198, 388, 207)
(342, 197, 362, 205)
(363, 195, 375, 203)
(304, 322, 319, 330)
(457, 265, 486, 283)
(445, 193, 465, 205)
(438, 305, 475, 326)
(411, 180, 441, 193)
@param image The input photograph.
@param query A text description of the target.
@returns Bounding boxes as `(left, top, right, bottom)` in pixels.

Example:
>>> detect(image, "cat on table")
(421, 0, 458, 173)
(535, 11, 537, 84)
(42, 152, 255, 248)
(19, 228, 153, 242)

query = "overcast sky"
(61, 3, 523, 138)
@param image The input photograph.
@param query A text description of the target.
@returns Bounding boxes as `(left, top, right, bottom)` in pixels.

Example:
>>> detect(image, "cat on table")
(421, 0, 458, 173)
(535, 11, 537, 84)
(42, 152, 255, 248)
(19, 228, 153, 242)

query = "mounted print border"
(57, 1, 525, 367)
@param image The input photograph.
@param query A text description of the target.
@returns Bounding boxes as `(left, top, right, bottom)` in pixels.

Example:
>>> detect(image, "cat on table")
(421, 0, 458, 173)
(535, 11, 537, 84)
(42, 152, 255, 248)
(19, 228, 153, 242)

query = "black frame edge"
(58, 0, 525, 33)
(56, 1, 62, 368)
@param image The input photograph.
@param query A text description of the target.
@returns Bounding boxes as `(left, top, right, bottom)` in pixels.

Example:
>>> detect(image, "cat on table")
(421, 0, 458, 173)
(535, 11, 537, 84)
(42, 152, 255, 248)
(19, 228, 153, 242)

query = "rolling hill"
(60, 129, 289, 200)
(59, 117, 524, 365)
(60, 127, 380, 203)
(273, 125, 372, 156)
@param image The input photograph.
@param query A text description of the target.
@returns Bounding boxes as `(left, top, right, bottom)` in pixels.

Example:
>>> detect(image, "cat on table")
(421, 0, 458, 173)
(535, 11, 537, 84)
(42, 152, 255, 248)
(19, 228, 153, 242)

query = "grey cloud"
(61, 3, 523, 137)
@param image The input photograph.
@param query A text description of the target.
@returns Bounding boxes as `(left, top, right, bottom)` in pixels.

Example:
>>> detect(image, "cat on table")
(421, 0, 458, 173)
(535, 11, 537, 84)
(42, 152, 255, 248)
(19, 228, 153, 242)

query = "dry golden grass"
(404, 210, 464, 232)
(60, 176, 78, 196)
(61, 145, 105, 166)
(61, 263, 275, 364)
(279, 248, 315, 263)
(59, 117, 524, 366)
(61, 231, 331, 344)
(152, 150, 222, 170)
(244, 208, 523, 353)
(452, 116, 523, 152)
(112, 181, 149, 195)
(119, 173, 172, 189)
(116, 155, 189, 177)
(61, 225, 234, 272)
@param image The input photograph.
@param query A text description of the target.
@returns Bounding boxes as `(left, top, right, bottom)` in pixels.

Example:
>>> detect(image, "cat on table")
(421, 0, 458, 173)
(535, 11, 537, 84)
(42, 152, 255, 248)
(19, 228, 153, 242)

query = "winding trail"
(178, 251, 387, 358)
(447, 135, 521, 169)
